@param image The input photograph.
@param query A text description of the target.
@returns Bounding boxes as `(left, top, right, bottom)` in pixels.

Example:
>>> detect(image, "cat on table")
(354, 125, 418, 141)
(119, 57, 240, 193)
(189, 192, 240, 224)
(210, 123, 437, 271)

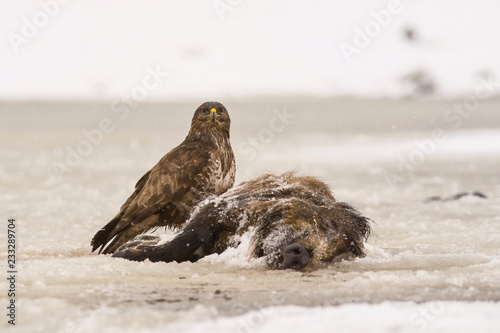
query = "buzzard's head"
(191, 101, 231, 136)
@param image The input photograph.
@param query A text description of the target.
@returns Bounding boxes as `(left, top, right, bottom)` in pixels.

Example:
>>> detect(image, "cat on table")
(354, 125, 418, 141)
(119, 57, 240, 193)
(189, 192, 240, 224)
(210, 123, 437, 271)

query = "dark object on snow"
(424, 191, 488, 203)
(402, 70, 436, 96)
(112, 173, 372, 271)
(403, 27, 417, 42)
(472, 191, 488, 199)
(91, 102, 236, 254)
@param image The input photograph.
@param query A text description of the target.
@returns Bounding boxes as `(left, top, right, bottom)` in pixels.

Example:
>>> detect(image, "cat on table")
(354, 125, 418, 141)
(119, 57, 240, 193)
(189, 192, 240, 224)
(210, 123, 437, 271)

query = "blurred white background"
(1, 0, 499, 100)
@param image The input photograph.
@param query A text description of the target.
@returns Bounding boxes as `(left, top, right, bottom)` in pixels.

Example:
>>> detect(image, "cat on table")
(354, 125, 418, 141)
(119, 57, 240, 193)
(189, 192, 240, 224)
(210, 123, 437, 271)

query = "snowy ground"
(1, 97, 500, 332)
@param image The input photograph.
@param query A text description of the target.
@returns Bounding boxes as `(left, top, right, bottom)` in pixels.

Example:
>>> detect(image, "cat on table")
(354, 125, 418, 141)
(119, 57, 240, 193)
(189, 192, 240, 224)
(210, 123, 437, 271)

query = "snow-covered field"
(2, 0, 500, 331)
(1, 98, 499, 332)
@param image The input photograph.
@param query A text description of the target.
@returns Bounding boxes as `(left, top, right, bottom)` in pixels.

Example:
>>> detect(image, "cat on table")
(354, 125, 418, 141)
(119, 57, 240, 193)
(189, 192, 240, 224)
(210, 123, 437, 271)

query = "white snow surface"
(1, 0, 500, 99)
(1, 99, 500, 332)
(170, 302, 500, 333)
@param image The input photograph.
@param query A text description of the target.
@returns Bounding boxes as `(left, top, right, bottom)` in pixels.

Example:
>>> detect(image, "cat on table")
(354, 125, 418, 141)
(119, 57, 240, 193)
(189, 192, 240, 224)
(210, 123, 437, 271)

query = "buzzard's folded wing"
(91, 142, 211, 254)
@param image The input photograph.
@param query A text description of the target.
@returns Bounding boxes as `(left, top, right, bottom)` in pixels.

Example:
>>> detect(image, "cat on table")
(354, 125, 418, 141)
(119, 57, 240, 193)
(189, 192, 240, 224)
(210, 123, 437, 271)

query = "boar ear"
(282, 243, 310, 270)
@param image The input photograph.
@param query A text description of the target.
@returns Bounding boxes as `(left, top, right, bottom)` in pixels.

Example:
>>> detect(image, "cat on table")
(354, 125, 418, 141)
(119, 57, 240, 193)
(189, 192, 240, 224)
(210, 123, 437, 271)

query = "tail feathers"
(91, 214, 159, 254)
(91, 216, 122, 254)
(100, 224, 145, 254)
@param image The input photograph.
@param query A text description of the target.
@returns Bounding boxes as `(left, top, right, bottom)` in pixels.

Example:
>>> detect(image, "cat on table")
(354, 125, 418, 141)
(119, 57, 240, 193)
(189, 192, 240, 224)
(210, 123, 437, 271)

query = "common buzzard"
(91, 101, 236, 254)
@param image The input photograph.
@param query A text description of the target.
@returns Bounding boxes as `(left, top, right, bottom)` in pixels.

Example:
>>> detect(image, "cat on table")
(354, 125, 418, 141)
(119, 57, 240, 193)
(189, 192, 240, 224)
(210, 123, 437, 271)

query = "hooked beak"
(210, 108, 217, 120)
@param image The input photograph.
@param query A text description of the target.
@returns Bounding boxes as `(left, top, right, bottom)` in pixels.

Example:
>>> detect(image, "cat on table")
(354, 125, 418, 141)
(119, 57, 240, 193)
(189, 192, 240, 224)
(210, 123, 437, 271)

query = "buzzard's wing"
(91, 141, 212, 254)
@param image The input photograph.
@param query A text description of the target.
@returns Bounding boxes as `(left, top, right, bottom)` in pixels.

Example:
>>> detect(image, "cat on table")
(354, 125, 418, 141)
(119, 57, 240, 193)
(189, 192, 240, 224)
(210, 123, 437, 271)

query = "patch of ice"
(364, 243, 390, 258)
(200, 228, 267, 269)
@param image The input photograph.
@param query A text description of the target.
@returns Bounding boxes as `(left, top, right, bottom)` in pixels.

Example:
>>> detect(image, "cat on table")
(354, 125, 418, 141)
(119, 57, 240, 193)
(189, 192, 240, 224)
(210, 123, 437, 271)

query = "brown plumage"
(112, 172, 371, 270)
(91, 101, 236, 254)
